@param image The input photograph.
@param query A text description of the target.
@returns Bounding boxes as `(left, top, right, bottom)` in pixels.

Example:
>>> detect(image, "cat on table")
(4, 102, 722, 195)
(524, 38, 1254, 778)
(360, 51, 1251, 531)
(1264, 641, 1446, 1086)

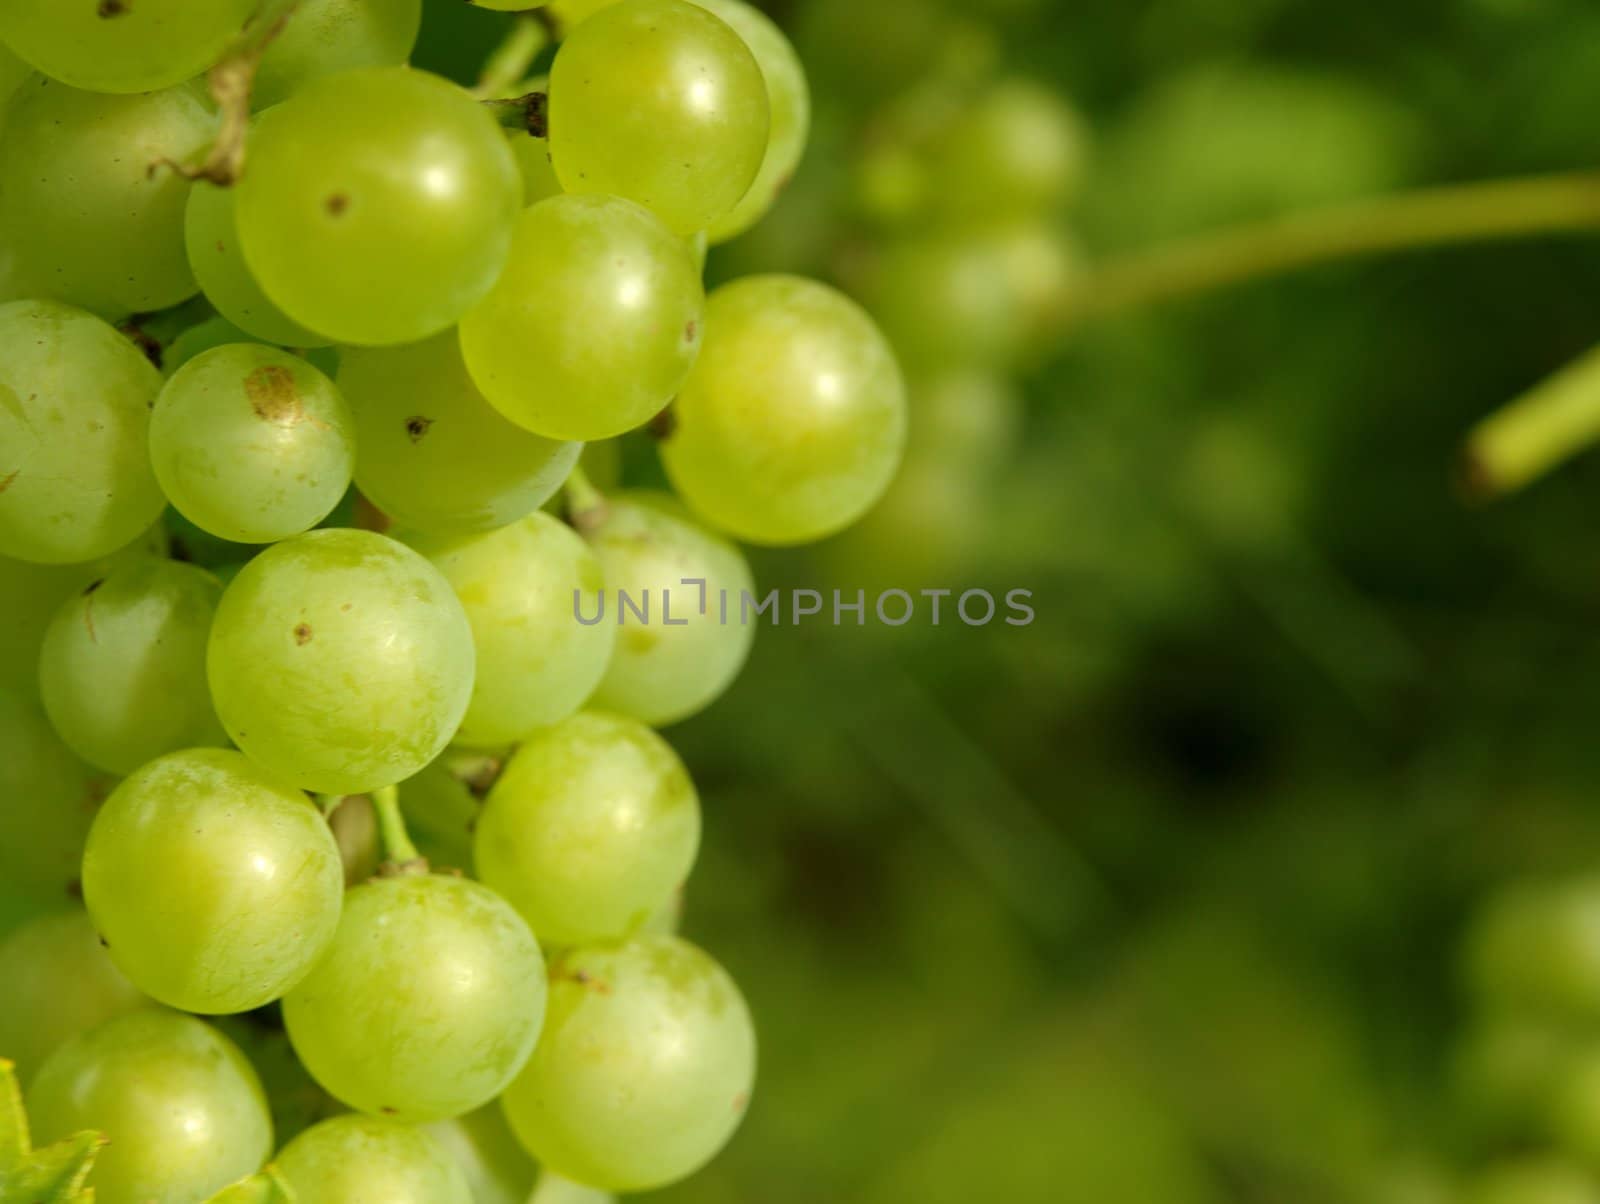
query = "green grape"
(82, 749, 345, 1015)
(39, 558, 228, 775)
(0, 227, 36, 304)
(476, 711, 699, 947)
(254, 0, 424, 109)
(692, 0, 811, 244)
(0, 301, 166, 565)
(341, 332, 579, 534)
(0, 0, 255, 94)
(548, 0, 771, 236)
(279, 1115, 472, 1204)
(0, 555, 110, 690)
(0, 909, 146, 1082)
(283, 873, 546, 1121)
(501, 935, 756, 1192)
(208, 529, 476, 794)
(0, 41, 27, 129)
(531, 1172, 616, 1204)
(661, 275, 907, 545)
(163, 317, 343, 379)
(405, 514, 615, 747)
(150, 344, 356, 544)
(236, 67, 521, 347)
(545, 0, 620, 30)
(1466, 1158, 1600, 1204)
(459, 193, 704, 442)
(583, 492, 755, 726)
(427, 1106, 538, 1204)
(0, 688, 113, 907)
(922, 78, 1089, 224)
(186, 183, 331, 348)
(29, 1010, 274, 1204)
(0, 78, 214, 318)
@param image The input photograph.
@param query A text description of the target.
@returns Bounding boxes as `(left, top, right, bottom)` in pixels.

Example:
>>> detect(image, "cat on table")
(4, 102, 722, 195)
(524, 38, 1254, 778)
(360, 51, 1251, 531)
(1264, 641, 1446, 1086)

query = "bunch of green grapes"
(0, 0, 921, 1197)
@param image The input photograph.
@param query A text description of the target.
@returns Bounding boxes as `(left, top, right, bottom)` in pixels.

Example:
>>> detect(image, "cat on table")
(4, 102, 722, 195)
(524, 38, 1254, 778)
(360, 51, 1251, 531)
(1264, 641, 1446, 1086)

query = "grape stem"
(1461, 342, 1600, 501)
(151, 0, 301, 187)
(483, 91, 549, 139)
(563, 463, 608, 533)
(472, 14, 553, 100)
(1065, 169, 1600, 324)
(371, 785, 424, 870)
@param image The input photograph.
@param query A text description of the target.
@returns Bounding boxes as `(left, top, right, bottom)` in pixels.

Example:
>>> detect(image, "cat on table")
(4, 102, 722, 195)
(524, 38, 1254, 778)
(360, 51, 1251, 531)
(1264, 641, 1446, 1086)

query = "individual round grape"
(284, 873, 546, 1121)
(279, 1115, 472, 1204)
(406, 515, 615, 747)
(692, 0, 811, 244)
(254, 0, 424, 109)
(0, 301, 166, 564)
(427, 1106, 538, 1204)
(82, 749, 345, 1015)
(29, 1011, 273, 1204)
(501, 936, 756, 1192)
(341, 333, 579, 534)
(0, 687, 112, 907)
(476, 712, 700, 947)
(924, 78, 1089, 224)
(460, 194, 704, 442)
(150, 344, 356, 545)
(38, 558, 228, 775)
(582, 492, 754, 726)
(661, 275, 907, 545)
(207, 529, 476, 795)
(0, 909, 146, 1082)
(185, 183, 330, 348)
(0, 78, 213, 318)
(548, 0, 771, 236)
(0, 0, 255, 94)
(237, 67, 521, 346)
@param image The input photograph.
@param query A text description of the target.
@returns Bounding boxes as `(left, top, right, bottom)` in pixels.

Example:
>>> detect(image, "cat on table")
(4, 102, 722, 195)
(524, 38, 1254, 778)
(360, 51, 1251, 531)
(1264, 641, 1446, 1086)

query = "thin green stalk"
(473, 15, 552, 100)
(563, 462, 608, 533)
(1067, 170, 1600, 324)
(1461, 342, 1600, 500)
(371, 785, 422, 866)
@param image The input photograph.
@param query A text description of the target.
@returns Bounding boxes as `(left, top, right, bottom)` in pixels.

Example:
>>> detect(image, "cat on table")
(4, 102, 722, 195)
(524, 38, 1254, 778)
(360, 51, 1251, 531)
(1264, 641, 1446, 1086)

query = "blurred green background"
(140, 0, 1600, 1200)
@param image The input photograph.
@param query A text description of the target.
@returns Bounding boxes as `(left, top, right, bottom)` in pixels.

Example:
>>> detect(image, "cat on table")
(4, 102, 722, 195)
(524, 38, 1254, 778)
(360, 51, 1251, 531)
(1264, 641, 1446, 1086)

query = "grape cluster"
(0, 2, 907, 1200)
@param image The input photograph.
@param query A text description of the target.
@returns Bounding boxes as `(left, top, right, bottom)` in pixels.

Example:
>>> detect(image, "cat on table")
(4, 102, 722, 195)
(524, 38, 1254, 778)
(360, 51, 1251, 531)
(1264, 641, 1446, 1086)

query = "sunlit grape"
(284, 873, 546, 1121)
(341, 332, 579, 534)
(501, 936, 756, 1191)
(459, 193, 704, 442)
(254, 0, 424, 109)
(548, 0, 771, 236)
(39, 558, 228, 775)
(280, 1115, 473, 1204)
(237, 67, 521, 346)
(207, 529, 476, 795)
(0, 301, 166, 565)
(29, 1010, 274, 1204)
(662, 275, 907, 544)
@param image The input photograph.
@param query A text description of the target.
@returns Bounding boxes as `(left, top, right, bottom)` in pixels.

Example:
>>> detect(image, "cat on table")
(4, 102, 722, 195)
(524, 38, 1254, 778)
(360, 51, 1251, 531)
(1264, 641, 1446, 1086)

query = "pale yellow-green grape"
(0, 554, 110, 690)
(584, 492, 755, 726)
(662, 275, 907, 544)
(186, 183, 331, 348)
(545, 0, 620, 30)
(283, 873, 547, 1120)
(341, 333, 579, 534)
(279, 1115, 473, 1204)
(82, 749, 345, 1015)
(460, 194, 704, 441)
(207, 529, 476, 795)
(0, 0, 255, 94)
(923, 78, 1090, 224)
(0, 909, 146, 1083)
(405, 514, 615, 746)
(0, 78, 213, 318)
(150, 344, 356, 544)
(254, 0, 424, 109)
(509, 76, 563, 204)
(0, 687, 111, 908)
(39, 558, 228, 775)
(548, 0, 770, 236)
(0, 301, 166, 564)
(692, 0, 811, 244)
(427, 1106, 538, 1204)
(0, 228, 34, 304)
(28, 1011, 274, 1204)
(161, 318, 344, 380)
(501, 936, 756, 1191)
(476, 712, 699, 947)
(236, 67, 521, 346)
(986, 221, 1086, 351)
(531, 1172, 617, 1204)
(868, 230, 1029, 372)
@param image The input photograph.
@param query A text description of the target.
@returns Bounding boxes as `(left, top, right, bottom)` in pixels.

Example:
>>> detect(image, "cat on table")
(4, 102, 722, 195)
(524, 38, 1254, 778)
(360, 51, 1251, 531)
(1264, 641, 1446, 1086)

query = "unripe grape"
(278, 1115, 473, 1204)
(254, 0, 424, 109)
